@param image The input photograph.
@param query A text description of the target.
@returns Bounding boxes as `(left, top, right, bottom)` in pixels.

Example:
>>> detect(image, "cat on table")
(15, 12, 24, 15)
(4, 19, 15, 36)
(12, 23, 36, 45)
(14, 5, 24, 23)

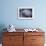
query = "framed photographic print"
(18, 7, 34, 19)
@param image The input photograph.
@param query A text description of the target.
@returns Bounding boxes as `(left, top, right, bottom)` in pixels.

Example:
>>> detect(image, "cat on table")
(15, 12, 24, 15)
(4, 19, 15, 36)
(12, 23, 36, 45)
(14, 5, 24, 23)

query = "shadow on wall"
(0, 24, 7, 43)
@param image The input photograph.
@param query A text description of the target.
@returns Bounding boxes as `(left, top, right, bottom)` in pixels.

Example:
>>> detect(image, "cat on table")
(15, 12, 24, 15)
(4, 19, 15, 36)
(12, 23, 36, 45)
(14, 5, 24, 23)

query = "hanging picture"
(18, 7, 34, 19)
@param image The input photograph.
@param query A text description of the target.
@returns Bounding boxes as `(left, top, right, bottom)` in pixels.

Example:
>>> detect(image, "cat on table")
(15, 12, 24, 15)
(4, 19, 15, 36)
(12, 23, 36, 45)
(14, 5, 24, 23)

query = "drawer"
(24, 32, 44, 36)
(3, 44, 15, 46)
(32, 36, 45, 44)
(32, 44, 44, 46)
(3, 38, 23, 46)
(3, 36, 23, 44)
(3, 43, 23, 46)
(3, 32, 23, 36)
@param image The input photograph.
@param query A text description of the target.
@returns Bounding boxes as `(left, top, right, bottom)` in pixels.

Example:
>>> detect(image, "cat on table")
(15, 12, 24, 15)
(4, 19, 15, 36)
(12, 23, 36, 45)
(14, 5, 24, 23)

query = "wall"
(0, 0, 46, 29)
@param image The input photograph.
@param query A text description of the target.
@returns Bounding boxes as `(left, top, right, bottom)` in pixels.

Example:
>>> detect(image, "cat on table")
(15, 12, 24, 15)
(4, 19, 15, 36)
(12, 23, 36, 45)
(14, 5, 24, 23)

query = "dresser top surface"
(6, 29, 45, 32)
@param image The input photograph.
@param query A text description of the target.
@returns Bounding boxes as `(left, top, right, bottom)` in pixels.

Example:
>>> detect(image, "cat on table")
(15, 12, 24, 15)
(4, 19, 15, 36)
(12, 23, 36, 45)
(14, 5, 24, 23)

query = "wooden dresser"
(2, 32, 45, 46)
